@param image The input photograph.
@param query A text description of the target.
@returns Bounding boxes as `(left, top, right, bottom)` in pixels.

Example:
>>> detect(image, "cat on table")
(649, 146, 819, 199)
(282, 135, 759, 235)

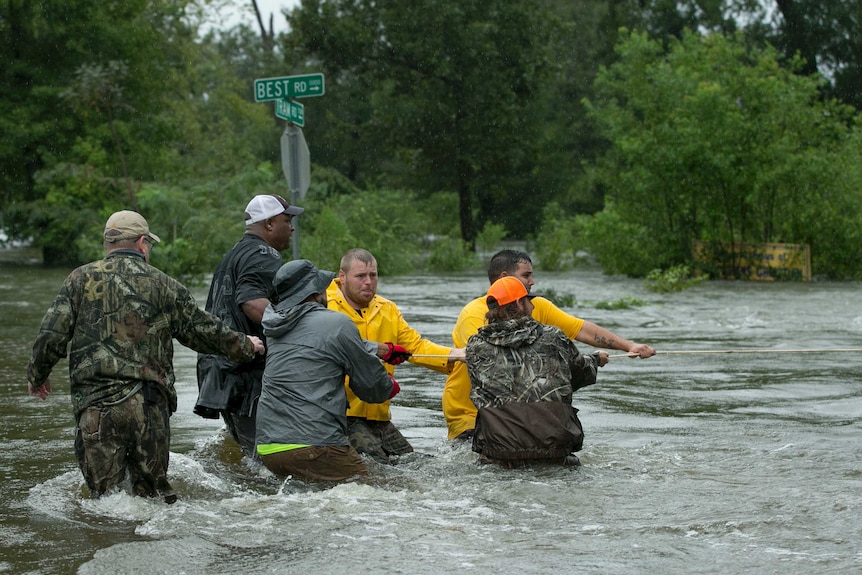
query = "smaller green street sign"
(254, 73, 325, 102)
(275, 99, 305, 126)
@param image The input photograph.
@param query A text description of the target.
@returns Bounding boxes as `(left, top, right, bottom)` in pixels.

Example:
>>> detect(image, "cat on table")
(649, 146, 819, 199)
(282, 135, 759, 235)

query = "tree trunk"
(774, 0, 819, 75)
(456, 157, 476, 250)
(251, 0, 275, 55)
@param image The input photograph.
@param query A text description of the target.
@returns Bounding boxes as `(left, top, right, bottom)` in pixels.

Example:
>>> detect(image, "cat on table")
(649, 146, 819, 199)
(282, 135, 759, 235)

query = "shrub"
(645, 265, 706, 293)
(534, 202, 587, 271)
(475, 222, 508, 254)
(425, 237, 476, 272)
(593, 296, 645, 310)
(300, 207, 358, 271)
(539, 288, 576, 308)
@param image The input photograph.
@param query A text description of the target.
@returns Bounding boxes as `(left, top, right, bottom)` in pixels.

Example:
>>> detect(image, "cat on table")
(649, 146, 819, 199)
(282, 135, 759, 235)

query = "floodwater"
(2, 247, 861, 574)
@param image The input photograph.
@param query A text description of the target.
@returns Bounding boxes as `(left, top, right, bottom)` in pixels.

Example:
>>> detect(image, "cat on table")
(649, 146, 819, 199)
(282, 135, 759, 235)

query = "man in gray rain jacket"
(467, 276, 609, 467)
(256, 259, 398, 482)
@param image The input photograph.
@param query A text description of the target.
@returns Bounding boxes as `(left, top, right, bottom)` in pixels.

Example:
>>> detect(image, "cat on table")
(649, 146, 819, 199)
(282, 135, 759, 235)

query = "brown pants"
(261, 445, 369, 482)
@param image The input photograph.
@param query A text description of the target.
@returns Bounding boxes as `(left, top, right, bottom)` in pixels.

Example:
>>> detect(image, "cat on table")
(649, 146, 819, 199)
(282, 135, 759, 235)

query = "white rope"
(606, 348, 862, 359)
(410, 349, 862, 361)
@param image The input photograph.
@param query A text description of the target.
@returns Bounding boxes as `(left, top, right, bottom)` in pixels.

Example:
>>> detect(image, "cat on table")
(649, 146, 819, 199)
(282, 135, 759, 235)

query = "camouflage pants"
(347, 417, 413, 464)
(74, 388, 175, 503)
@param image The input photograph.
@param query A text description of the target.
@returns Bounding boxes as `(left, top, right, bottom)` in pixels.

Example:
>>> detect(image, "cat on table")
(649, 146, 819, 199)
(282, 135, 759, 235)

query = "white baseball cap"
(244, 194, 304, 225)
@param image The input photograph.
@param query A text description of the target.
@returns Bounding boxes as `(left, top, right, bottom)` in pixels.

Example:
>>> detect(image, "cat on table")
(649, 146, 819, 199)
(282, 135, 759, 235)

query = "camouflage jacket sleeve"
(171, 282, 256, 364)
(27, 275, 77, 386)
(571, 349, 600, 392)
(550, 328, 599, 392)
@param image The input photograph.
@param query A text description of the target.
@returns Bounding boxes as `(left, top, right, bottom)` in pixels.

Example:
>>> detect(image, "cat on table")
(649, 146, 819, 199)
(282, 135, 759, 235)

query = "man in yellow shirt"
(443, 249, 656, 440)
(328, 248, 465, 462)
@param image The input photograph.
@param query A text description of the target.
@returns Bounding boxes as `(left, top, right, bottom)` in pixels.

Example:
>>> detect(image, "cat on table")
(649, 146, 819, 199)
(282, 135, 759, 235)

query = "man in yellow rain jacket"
(328, 248, 465, 463)
(443, 249, 656, 441)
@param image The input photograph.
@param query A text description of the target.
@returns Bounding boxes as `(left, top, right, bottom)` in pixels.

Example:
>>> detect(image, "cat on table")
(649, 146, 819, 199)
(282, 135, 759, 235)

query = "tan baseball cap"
(103, 210, 161, 244)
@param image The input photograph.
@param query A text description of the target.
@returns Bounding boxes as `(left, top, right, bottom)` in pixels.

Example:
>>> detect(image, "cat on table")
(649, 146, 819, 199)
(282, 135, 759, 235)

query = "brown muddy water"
(2, 247, 861, 574)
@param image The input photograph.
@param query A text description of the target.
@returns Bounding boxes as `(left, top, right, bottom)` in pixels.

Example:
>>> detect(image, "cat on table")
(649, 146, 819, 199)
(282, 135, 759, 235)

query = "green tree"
(637, 0, 862, 110)
(135, 163, 290, 283)
(582, 30, 862, 279)
(284, 0, 564, 247)
(1, 0, 191, 203)
(0, 0, 280, 263)
(537, 0, 748, 218)
(61, 61, 138, 208)
(769, 0, 862, 109)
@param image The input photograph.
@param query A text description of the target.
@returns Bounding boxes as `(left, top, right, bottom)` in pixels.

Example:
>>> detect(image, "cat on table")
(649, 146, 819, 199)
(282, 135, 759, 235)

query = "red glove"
(387, 374, 401, 399)
(381, 342, 411, 365)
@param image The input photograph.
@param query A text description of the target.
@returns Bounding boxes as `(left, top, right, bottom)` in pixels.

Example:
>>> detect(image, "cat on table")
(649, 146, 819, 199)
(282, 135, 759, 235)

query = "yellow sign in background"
(693, 241, 812, 281)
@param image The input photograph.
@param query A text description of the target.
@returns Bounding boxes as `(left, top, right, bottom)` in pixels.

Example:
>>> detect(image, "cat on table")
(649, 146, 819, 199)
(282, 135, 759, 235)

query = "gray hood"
(262, 301, 322, 338)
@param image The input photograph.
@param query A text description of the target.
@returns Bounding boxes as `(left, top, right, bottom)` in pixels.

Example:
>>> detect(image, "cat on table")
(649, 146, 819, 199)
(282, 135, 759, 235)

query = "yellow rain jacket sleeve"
(327, 280, 453, 421)
(442, 295, 586, 439)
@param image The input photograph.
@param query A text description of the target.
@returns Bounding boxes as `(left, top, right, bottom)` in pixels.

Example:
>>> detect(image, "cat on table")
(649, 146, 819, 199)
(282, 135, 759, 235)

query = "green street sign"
(254, 73, 325, 102)
(275, 99, 305, 126)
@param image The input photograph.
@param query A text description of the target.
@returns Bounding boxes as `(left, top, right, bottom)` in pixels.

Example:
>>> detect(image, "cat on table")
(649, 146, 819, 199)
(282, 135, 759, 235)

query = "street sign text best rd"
(254, 74, 325, 102)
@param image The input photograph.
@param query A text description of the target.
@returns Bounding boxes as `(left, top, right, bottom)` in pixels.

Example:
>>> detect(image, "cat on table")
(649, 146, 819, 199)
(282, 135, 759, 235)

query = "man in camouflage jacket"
(466, 277, 608, 467)
(27, 211, 264, 503)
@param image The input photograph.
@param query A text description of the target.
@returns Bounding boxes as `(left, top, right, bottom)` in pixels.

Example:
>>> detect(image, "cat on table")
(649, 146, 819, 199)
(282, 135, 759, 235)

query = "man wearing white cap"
(27, 210, 265, 503)
(195, 194, 303, 458)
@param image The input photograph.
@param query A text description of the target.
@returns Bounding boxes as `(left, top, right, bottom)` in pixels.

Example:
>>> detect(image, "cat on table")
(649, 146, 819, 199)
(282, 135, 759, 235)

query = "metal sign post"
(281, 125, 311, 260)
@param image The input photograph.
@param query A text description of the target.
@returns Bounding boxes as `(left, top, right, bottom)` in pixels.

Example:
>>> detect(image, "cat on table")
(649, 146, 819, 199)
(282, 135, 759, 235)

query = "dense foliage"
(2, 0, 861, 280)
(580, 31, 862, 279)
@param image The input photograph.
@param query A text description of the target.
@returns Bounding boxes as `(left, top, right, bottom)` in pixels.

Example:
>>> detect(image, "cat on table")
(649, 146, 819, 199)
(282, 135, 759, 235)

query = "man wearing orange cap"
(444, 249, 656, 441)
(466, 276, 608, 467)
(27, 210, 265, 503)
(195, 194, 303, 458)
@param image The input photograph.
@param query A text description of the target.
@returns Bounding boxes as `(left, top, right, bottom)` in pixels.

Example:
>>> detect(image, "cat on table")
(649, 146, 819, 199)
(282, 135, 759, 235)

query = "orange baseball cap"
(486, 276, 533, 309)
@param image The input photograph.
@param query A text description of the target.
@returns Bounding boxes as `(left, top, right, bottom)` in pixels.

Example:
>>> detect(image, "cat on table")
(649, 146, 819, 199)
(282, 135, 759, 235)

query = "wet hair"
(340, 248, 376, 272)
(486, 299, 530, 323)
(487, 249, 532, 283)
